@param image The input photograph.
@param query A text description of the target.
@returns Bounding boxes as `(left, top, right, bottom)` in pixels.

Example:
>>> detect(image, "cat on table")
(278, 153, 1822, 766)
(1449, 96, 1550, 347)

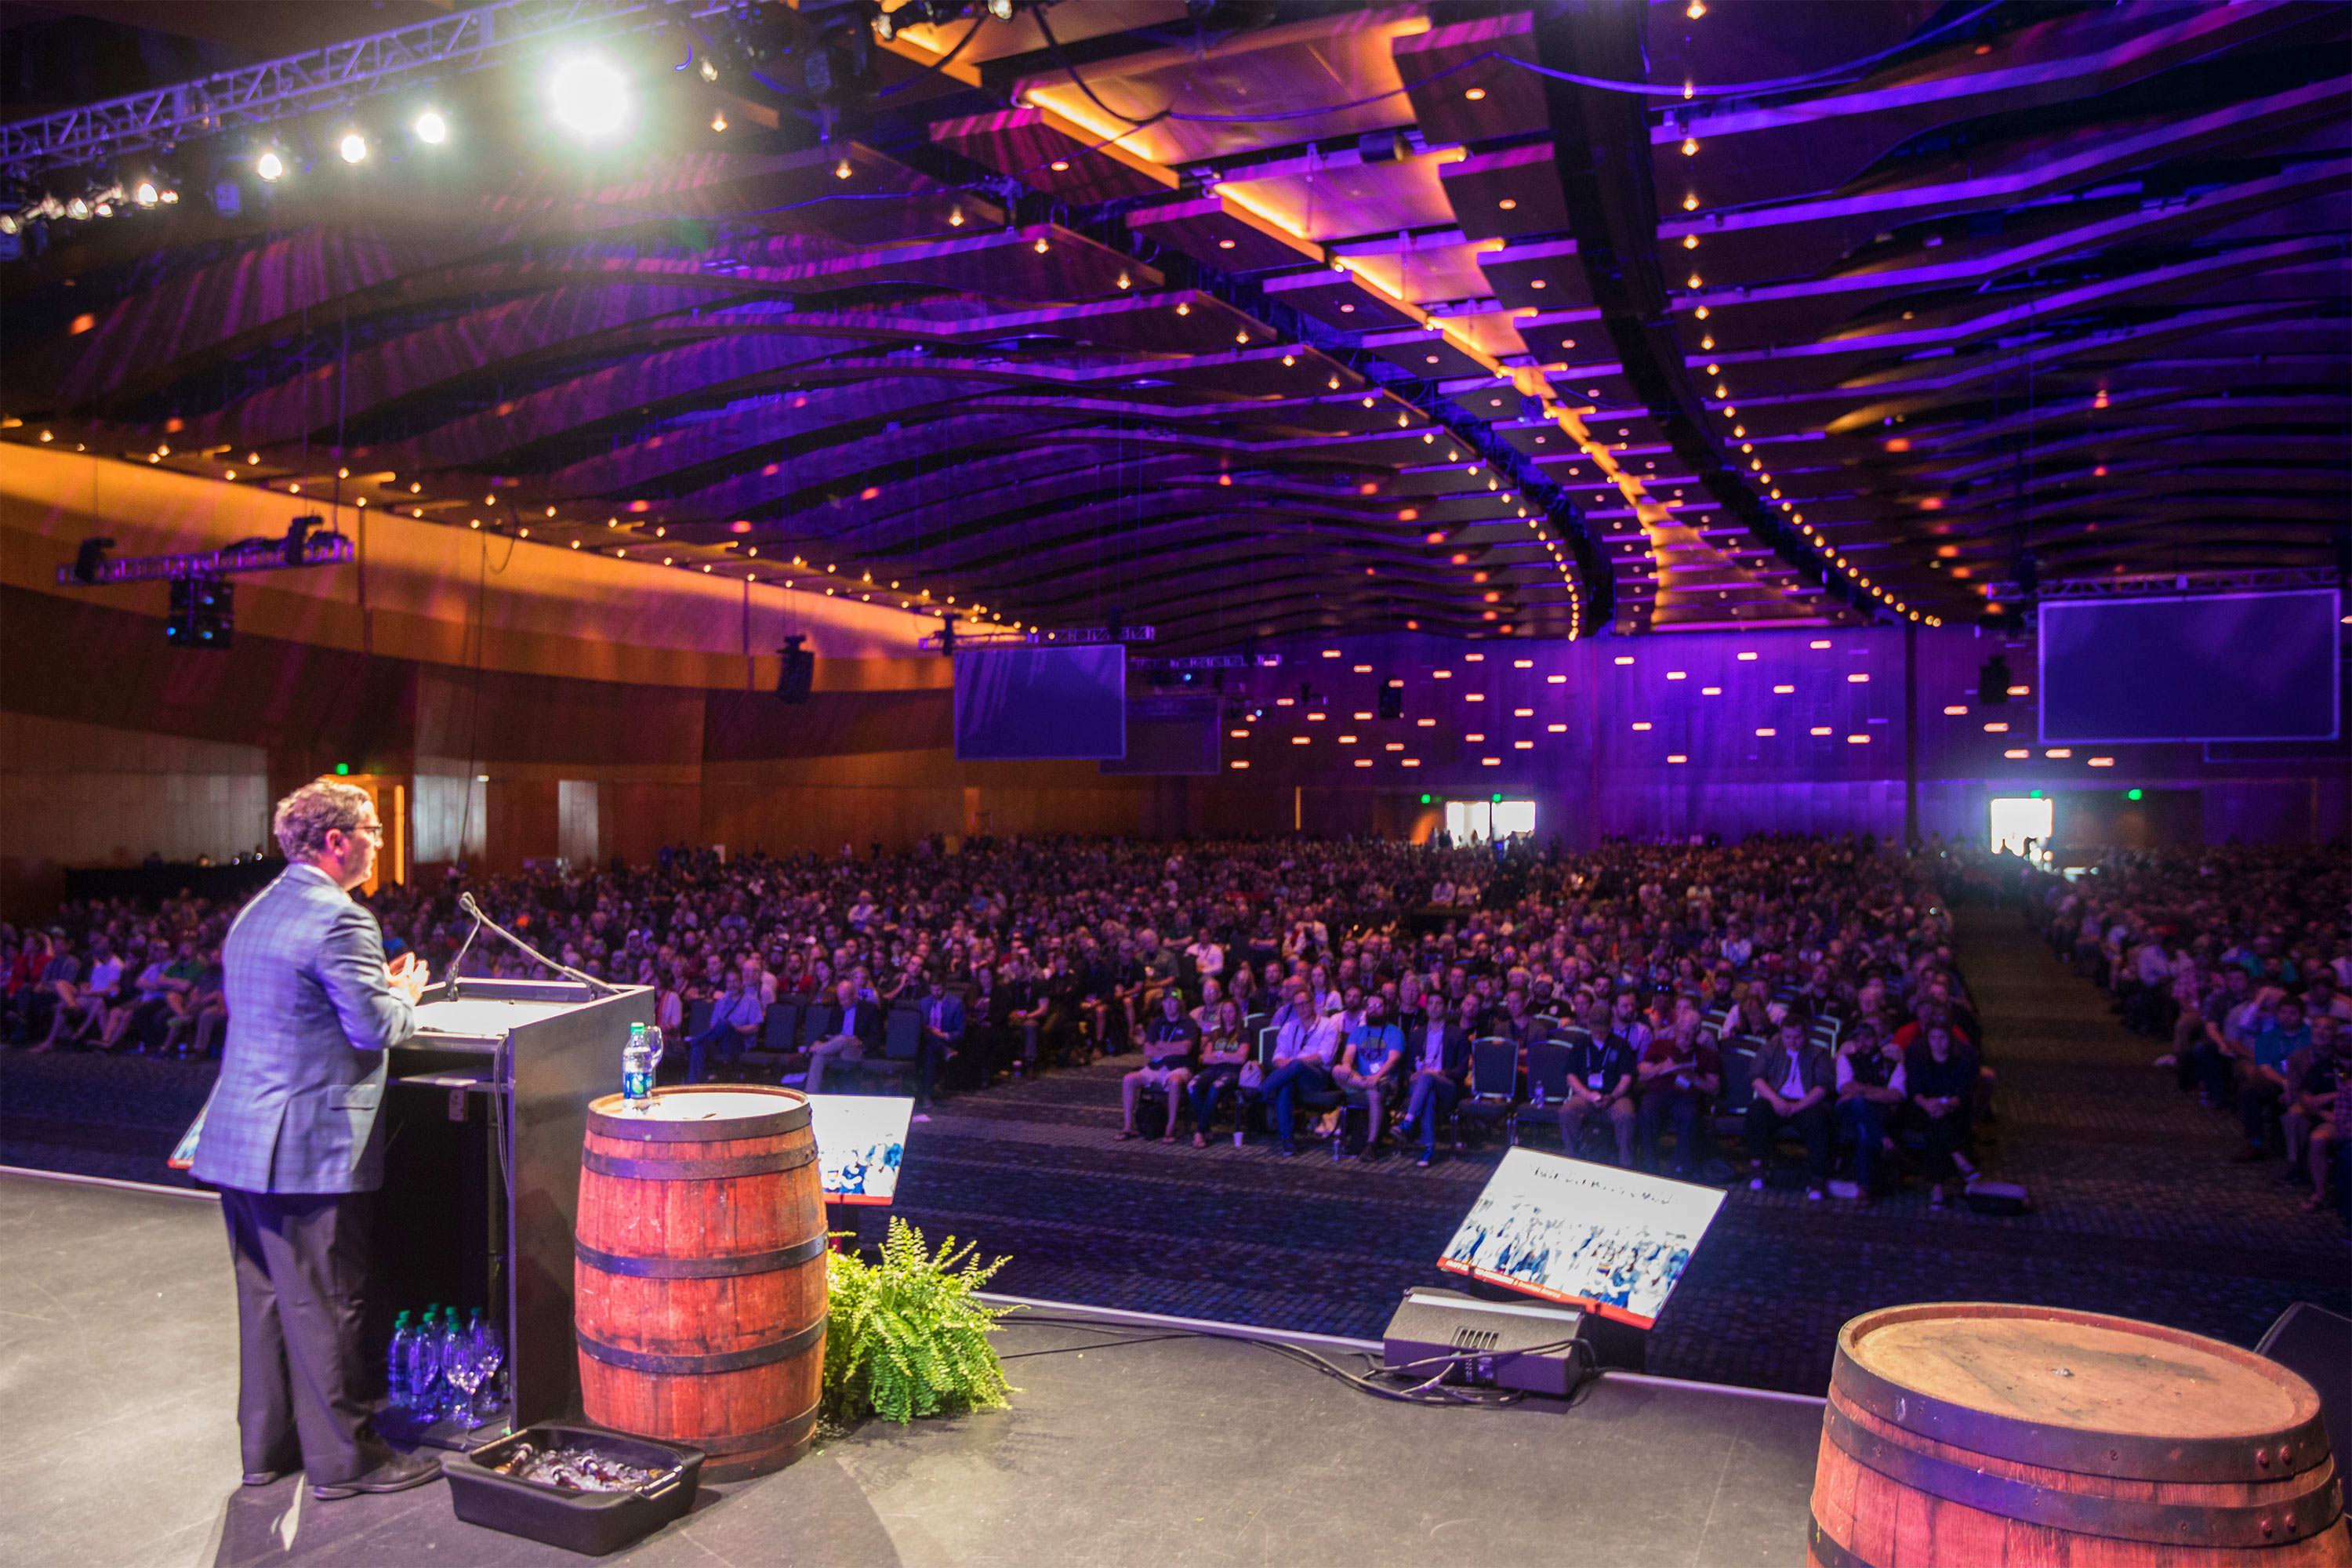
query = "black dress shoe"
(241, 1468, 289, 1486)
(312, 1451, 441, 1501)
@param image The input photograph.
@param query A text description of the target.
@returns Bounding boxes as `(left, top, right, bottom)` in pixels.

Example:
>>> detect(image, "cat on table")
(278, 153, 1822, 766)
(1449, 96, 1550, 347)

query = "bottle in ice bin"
(622, 1022, 657, 1104)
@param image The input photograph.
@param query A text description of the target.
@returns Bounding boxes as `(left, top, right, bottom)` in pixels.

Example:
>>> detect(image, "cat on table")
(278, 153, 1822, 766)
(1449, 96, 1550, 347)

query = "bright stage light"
(339, 132, 368, 164)
(255, 151, 284, 181)
(548, 56, 631, 140)
(415, 110, 448, 144)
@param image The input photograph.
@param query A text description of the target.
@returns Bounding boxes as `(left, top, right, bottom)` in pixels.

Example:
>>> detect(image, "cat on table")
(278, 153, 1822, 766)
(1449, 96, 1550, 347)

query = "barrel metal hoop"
(575, 1232, 827, 1279)
(580, 1145, 815, 1181)
(682, 1403, 821, 1458)
(1824, 1399, 2345, 1548)
(587, 1087, 810, 1142)
(577, 1314, 827, 1377)
(1806, 1515, 1879, 1568)
(1831, 1345, 2334, 1483)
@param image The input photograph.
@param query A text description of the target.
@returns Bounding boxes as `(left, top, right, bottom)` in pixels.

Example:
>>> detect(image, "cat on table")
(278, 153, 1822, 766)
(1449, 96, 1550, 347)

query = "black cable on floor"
(997, 1312, 1572, 1407)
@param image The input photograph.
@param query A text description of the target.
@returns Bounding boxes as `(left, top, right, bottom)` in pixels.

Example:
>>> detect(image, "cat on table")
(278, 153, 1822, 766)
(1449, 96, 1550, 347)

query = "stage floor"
(1, 1169, 1825, 1568)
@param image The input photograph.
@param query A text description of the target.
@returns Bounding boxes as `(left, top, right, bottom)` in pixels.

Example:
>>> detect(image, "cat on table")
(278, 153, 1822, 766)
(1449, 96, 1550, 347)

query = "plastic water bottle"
(622, 1022, 656, 1105)
(386, 1311, 415, 1413)
(408, 1306, 444, 1421)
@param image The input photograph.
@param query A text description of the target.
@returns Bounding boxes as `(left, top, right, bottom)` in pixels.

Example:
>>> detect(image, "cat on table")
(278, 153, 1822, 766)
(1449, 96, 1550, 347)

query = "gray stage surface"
(0, 1169, 1824, 1568)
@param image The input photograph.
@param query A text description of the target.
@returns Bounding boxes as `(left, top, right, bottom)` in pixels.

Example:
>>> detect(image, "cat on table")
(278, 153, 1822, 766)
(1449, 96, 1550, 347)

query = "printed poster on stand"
(1437, 1148, 1726, 1329)
(804, 1093, 913, 1205)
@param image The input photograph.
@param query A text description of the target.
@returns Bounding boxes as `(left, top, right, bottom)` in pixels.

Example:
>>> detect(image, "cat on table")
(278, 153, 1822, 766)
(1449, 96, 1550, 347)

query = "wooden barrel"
(1809, 1303, 2349, 1568)
(575, 1086, 827, 1481)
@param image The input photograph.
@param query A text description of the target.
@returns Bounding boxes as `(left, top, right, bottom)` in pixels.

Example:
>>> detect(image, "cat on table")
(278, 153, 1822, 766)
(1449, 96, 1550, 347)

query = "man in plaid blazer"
(191, 779, 437, 1501)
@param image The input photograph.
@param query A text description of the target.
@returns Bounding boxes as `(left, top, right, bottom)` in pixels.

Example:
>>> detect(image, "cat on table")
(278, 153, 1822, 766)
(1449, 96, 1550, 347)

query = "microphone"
(456, 892, 619, 996)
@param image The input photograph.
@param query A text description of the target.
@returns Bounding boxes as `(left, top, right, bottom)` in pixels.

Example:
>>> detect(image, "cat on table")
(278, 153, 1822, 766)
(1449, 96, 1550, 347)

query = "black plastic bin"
(447, 1425, 703, 1556)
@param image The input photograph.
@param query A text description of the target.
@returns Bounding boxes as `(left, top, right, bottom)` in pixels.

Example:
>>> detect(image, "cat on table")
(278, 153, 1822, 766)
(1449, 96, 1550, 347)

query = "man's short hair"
(273, 779, 374, 862)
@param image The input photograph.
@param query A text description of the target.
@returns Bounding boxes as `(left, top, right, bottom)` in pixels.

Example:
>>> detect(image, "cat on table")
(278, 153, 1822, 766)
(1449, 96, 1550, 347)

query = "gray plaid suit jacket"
(191, 864, 417, 1194)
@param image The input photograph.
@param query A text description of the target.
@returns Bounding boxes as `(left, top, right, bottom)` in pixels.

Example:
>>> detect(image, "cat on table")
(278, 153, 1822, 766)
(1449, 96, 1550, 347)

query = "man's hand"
(388, 953, 429, 1004)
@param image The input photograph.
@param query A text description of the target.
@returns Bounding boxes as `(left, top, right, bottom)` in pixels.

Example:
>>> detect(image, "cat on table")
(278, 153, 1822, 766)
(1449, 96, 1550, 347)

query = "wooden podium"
(373, 979, 654, 1442)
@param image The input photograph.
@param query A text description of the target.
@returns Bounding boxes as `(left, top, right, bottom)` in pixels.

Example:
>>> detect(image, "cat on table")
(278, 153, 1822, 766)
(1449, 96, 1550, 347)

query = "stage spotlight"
(414, 110, 448, 144)
(133, 180, 158, 206)
(66, 196, 89, 220)
(987, 0, 1015, 17)
(339, 132, 368, 164)
(548, 56, 631, 140)
(699, 57, 719, 82)
(255, 151, 285, 181)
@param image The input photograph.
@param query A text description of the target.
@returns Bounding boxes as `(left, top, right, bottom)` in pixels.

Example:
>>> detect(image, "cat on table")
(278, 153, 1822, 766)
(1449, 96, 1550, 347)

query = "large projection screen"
(2038, 590, 2342, 744)
(953, 644, 1127, 760)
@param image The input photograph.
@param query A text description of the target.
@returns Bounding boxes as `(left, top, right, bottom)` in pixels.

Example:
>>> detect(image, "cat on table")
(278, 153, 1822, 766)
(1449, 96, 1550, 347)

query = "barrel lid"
(588, 1085, 810, 1142)
(1834, 1302, 2331, 1482)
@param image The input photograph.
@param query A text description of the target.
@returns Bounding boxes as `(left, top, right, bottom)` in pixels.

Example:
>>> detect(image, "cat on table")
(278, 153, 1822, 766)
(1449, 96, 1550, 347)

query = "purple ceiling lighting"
(2, 0, 2342, 647)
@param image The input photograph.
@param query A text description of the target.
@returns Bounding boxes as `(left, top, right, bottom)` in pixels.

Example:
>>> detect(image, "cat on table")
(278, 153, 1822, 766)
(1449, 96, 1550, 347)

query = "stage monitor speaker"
(1377, 681, 1403, 720)
(1381, 1285, 1642, 1397)
(2257, 1301, 2350, 1475)
(775, 635, 814, 704)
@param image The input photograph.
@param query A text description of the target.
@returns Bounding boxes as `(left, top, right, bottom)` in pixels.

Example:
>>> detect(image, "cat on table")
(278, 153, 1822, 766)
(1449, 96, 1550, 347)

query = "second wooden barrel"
(1809, 1302, 2348, 1568)
(575, 1085, 827, 1481)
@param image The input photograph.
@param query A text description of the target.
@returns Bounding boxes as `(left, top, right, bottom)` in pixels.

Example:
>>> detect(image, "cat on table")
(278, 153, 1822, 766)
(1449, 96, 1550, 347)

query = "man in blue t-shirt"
(2232, 993, 2310, 1162)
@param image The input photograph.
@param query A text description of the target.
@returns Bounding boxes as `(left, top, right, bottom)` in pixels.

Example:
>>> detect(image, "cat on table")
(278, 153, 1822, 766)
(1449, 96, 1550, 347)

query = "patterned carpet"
(4, 911, 2342, 1395)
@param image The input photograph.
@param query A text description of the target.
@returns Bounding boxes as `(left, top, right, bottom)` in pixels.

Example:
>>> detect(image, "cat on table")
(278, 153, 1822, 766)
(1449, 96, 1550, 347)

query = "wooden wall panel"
(0, 713, 270, 914)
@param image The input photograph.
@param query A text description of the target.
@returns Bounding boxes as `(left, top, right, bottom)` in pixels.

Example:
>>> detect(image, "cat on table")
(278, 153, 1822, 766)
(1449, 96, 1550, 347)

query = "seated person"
(914, 973, 965, 1115)
(2287, 1014, 2341, 1211)
(1187, 1000, 1254, 1145)
(100, 940, 183, 1052)
(686, 969, 765, 1083)
(1558, 1011, 1639, 1167)
(1744, 1019, 1834, 1200)
(42, 936, 121, 1049)
(1905, 1022, 1981, 1208)
(1258, 992, 1343, 1156)
(1188, 978, 1226, 1035)
(1398, 995, 1475, 1167)
(1120, 992, 1200, 1142)
(2190, 964, 2256, 1106)
(161, 947, 228, 1058)
(1834, 1022, 1907, 1203)
(2231, 993, 2310, 1163)
(1633, 996, 1716, 1179)
(804, 978, 883, 1094)
(1333, 996, 1404, 1155)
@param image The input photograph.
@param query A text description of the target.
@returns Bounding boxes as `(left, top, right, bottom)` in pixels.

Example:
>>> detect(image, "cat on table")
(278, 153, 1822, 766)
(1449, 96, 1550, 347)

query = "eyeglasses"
(345, 822, 385, 840)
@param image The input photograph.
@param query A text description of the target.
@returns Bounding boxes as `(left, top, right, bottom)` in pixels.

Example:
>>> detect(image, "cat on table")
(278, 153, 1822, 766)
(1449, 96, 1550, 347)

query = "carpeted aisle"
(7, 909, 2343, 1396)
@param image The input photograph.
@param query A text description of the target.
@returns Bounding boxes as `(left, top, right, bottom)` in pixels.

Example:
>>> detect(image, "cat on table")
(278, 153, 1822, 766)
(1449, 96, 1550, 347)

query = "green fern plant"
(822, 1218, 1016, 1425)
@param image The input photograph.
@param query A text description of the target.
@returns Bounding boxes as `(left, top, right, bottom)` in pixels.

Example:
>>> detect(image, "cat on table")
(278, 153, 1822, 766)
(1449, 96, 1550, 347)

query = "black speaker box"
(775, 637, 814, 704)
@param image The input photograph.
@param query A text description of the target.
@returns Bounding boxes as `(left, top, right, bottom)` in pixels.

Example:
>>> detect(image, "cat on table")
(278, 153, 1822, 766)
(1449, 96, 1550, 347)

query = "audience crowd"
(2016, 845, 2352, 1220)
(4, 827, 1983, 1194)
(5, 826, 2341, 1217)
